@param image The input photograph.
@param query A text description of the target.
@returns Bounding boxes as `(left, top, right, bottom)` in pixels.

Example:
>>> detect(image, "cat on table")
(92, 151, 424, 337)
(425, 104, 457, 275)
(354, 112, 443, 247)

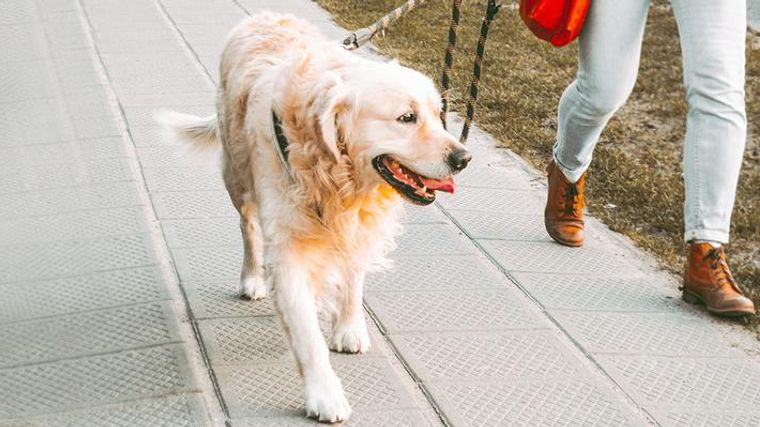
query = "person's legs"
(670, 0, 746, 244)
(670, 0, 754, 316)
(546, 0, 650, 246)
(553, 0, 651, 182)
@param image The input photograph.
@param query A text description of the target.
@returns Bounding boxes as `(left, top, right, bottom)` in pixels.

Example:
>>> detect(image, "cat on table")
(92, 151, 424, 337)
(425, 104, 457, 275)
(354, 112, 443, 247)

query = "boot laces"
(705, 248, 738, 291)
(560, 182, 582, 216)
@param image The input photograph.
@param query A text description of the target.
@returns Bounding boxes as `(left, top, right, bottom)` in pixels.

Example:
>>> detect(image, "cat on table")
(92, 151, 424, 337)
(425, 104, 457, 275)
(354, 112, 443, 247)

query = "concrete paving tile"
(0, 233, 157, 283)
(365, 254, 508, 293)
(0, 158, 133, 194)
(402, 204, 448, 224)
(0, 302, 181, 369)
(233, 409, 431, 427)
(395, 223, 478, 256)
(650, 409, 760, 427)
(162, 217, 241, 248)
(0, 267, 168, 323)
(217, 357, 417, 418)
(512, 273, 679, 312)
(553, 312, 740, 357)
(427, 379, 646, 427)
(391, 330, 584, 382)
(598, 356, 760, 409)
(199, 315, 383, 365)
(479, 240, 640, 275)
(152, 190, 236, 219)
(0, 98, 75, 144)
(0, 137, 129, 167)
(172, 246, 241, 282)
(455, 164, 534, 190)
(0, 181, 142, 220)
(0, 207, 149, 245)
(143, 166, 224, 192)
(436, 187, 544, 213)
(364, 289, 547, 333)
(136, 145, 186, 169)
(118, 91, 215, 107)
(0, 344, 196, 419)
(183, 281, 277, 319)
(447, 210, 550, 241)
(0, 393, 211, 427)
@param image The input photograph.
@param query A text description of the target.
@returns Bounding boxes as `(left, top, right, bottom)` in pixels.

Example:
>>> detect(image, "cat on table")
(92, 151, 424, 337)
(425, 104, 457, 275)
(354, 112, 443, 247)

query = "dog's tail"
(155, 110, 221, 164)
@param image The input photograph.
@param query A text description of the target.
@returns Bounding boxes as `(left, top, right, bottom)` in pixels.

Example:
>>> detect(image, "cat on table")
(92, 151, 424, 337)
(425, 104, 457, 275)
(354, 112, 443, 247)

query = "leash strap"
(271, 110, 296, 182)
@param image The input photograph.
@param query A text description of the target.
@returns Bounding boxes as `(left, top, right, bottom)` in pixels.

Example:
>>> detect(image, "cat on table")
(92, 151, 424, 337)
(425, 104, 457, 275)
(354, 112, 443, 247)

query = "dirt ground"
(318, 0, 760, 332)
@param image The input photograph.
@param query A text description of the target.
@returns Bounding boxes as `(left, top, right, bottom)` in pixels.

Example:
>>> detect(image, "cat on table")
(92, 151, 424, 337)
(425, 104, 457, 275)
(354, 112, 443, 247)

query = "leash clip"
(342, 28, 372, 51)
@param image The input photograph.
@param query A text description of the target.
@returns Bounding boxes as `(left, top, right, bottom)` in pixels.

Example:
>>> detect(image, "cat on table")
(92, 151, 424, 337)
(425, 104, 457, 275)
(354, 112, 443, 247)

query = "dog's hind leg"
(329, 272, 370, 354)
(273, 257, 352, 422)
(238, 197, 267, 300)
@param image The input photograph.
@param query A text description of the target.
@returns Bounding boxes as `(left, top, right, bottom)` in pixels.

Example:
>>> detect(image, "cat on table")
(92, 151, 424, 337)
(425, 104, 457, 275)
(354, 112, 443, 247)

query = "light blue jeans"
(553, 0, 747, 243)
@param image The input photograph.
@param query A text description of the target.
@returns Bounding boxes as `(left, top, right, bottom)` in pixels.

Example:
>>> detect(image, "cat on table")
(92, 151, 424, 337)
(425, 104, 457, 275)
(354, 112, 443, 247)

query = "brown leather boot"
(544, 160, 586, 247)
(682, 243, 755, 317)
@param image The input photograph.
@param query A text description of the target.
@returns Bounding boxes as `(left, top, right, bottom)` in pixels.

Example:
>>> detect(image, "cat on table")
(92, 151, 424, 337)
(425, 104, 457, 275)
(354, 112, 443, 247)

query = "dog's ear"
(318, 86, 352, 160)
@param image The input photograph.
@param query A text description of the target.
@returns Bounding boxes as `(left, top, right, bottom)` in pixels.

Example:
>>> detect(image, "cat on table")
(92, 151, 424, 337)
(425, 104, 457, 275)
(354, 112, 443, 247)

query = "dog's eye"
(396, 112, 416, 124)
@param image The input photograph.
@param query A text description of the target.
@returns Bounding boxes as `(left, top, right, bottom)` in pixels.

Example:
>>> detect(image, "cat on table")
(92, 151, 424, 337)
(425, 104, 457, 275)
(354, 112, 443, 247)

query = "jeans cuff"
(552, 153, 587, 184)
(684, 229, 729, 244)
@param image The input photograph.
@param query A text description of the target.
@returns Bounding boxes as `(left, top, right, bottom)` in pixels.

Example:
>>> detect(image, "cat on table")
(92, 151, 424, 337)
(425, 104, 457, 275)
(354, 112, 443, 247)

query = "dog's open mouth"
(372, 155, 455, 206)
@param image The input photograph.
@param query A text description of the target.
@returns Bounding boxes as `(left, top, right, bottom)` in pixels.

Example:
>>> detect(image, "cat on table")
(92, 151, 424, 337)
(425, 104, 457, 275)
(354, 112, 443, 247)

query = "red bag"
(520, 0, 591, 47)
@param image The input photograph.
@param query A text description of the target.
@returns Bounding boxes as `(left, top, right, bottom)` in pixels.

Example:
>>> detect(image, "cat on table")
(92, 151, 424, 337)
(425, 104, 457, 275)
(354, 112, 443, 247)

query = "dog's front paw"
(305, 370, 352, 423)
(239, 276, 267, 300)
(329, 322, 370, 354)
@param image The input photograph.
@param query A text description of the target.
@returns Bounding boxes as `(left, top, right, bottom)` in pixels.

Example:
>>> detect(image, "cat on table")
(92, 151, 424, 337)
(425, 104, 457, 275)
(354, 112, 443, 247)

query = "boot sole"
(682, 289, 755, 317)
(545, 228, 583, 248)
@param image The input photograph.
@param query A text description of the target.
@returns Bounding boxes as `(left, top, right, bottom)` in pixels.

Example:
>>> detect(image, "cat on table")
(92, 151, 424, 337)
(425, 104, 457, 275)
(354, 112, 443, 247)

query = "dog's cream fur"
(159, 12, 468, 423)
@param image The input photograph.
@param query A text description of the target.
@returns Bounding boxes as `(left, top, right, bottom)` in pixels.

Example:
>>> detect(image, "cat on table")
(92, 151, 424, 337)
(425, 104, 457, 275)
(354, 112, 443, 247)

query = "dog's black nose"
(447, 149, 472, 172)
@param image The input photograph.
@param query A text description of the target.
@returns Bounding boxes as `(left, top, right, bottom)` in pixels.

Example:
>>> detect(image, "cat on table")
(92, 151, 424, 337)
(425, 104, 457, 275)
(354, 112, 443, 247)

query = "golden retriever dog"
(160, 12, 470, 423)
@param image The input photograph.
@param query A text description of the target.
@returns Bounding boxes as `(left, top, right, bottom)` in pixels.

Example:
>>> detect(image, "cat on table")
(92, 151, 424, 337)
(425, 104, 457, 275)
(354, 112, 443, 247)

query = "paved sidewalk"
(2, 0, 760, 426)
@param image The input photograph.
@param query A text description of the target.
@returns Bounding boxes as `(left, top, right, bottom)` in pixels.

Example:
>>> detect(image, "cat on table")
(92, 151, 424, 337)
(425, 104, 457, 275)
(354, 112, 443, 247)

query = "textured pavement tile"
(395, 223, 478, 256)
(365, 254, 508, 292)
(479, 240, 639, 275)
(391, 330, 584, 382)
(233, 409, 431, 427)
(0, 267, 168, 323)
(598, 356, 760, 409)
(0, 137, 129, 168)
(172, 246, 242, 282)
(428, 379, 646, 427)
(0, 181, 142, 220)
(0, 345, 195, 419)
(162, 217, 241, 248)
(364, 289, 547, 332)
(217, 358, 417, 418)
(455, 164, 534, 190)
(0, 393, 211, 427)
(199, 315, 382, 365)
(0, 303, 181, 369)
(512, 273, 679, 312)
(553, 312, 740, 357)
(402, 204, 448, 224)
(183, 281, 276, 319)
(0, 207, 149, 245)
(152, 190, 236, 219)
(447, 210, 550, 241)
(651, 410, 760, 427)
(0, 233, 157, 283)
(143, 166, 224, 192)
(436, 188, 544, 213)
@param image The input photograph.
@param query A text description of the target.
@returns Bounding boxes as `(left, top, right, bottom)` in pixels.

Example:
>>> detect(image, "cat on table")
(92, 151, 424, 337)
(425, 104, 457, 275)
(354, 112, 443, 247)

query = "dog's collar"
(271, 110, 295, 181)
(271, 109, 349, 182)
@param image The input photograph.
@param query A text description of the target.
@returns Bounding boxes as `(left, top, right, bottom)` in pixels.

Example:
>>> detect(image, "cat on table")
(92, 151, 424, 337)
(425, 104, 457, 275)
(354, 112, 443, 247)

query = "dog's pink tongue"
(421, 176, 456, 193)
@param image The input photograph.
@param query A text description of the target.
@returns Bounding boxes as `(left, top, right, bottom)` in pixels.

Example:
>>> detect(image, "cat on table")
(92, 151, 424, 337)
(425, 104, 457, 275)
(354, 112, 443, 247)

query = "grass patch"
(318, 0, 760, 331)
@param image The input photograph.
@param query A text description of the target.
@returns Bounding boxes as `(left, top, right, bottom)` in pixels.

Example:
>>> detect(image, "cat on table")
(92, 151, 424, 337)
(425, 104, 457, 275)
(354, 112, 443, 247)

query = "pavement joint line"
(72, 0, 229, 424)
(0, 341, 186, 372)
(0, 264, 163, 288)
(362, 301, 453, 427)
(434, 201, 662, 426)
(0, 299, 174, 327)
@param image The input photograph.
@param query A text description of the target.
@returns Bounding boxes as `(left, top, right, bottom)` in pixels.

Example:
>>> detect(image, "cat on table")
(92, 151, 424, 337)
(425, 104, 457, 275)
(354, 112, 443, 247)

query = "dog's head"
(318, 60, 471, 206)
